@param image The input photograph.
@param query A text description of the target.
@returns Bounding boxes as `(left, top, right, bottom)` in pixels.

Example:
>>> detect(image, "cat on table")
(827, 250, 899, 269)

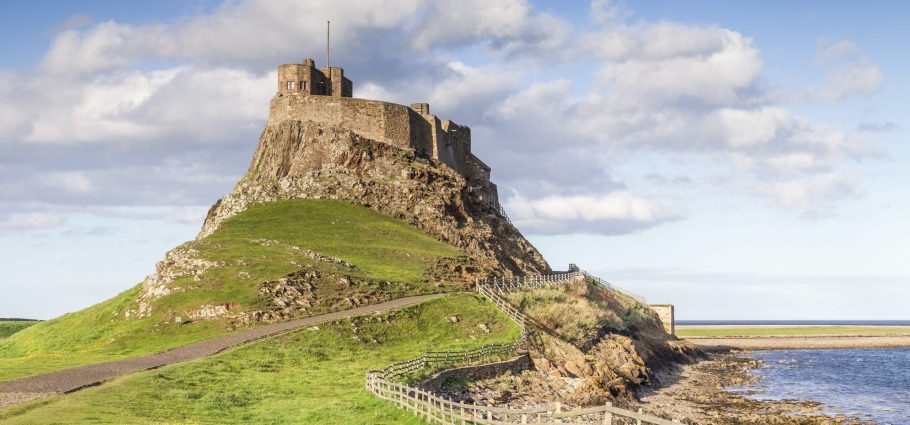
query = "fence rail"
(365, 270, 677, 424)
(580, 271, 648, 304)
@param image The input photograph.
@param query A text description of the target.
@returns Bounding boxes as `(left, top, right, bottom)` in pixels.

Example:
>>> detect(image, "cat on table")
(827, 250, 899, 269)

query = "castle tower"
(277, 58, 352, 97)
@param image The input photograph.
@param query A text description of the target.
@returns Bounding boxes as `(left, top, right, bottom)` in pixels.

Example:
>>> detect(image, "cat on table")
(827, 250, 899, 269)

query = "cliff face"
(199, 119, 550, 277)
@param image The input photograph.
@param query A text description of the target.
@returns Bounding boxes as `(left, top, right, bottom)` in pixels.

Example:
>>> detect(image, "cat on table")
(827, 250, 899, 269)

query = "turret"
(277, 58, 352, 97)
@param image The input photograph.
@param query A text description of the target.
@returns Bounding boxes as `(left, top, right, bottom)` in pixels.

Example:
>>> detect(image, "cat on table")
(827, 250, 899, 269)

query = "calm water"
(734, 348, 910, 424)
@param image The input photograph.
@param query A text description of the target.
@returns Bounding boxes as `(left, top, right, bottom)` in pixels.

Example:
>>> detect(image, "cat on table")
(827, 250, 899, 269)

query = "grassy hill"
(0, 322, 38, 341)
(509, 278, 661, 347)
(0, 199, 463, 382)
(0, 294, 519, 424)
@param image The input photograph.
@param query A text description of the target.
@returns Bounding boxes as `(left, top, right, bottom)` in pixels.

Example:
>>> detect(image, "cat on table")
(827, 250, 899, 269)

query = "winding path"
(0, 294, 442, 408)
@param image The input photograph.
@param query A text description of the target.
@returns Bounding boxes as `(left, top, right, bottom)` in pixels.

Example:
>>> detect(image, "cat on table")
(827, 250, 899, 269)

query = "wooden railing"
(581, 271, 648, 304)
(364, 271, 680, 424)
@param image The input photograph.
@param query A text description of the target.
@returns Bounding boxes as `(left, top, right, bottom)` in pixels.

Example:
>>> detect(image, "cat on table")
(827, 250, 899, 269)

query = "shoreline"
(636, 351, 869, 424)
(682, 334, 910, 350)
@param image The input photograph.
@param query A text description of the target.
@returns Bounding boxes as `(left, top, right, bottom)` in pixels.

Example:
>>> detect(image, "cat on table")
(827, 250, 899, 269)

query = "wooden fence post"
(603, 402, 613, 424)
(637, 408, 643, 425)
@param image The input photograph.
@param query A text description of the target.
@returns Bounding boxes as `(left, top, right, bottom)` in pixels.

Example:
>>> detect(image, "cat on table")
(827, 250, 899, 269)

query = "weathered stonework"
(271, 59, 500, 209)
(200, 122, 548, 276)
(650, 304, 675, 335)
(420, 354, 532, 394)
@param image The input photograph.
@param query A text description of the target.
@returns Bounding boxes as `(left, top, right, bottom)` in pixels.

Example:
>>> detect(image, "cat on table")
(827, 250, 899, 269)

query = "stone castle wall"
(268, 92, 501, 209)
(269, 94, 416, 149)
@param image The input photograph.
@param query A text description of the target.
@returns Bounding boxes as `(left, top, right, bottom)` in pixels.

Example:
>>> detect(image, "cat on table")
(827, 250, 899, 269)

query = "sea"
(681, 321, 910, 424)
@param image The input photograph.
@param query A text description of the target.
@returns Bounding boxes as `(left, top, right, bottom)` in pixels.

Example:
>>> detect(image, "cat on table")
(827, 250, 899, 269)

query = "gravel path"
(0, 294, 442, 407)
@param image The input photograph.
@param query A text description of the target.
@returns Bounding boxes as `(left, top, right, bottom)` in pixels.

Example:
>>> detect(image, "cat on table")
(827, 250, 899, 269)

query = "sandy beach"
(678, 326, 910, 350)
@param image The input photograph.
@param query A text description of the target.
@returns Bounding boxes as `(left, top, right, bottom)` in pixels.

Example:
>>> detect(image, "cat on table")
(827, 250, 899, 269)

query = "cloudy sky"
(1, 0, 906, 320)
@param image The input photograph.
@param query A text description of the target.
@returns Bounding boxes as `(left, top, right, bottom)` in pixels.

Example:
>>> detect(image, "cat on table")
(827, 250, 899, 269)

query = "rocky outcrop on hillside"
(125, 245, 220, 318)
(434, 278, 703, 408)
(199, 120, 549, 277)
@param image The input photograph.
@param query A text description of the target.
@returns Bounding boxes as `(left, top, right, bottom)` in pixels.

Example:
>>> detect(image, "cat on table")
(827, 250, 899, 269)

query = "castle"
(271, 58, 500, 209)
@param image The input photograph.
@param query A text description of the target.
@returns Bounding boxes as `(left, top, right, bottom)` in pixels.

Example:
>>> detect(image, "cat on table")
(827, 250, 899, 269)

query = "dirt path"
(0, 294, 442, 408)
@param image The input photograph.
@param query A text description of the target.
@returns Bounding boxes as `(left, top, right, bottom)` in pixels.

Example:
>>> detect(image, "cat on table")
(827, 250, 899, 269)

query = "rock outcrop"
(199, 120, 549, 276)
(126, 246, 220, 318)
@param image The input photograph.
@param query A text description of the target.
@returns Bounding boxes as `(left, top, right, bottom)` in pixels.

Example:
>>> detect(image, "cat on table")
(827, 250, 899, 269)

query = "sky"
(0, 0, 907, 320)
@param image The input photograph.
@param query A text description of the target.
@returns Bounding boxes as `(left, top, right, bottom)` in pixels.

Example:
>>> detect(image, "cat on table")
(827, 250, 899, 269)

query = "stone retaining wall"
(420, 353, 531, 393)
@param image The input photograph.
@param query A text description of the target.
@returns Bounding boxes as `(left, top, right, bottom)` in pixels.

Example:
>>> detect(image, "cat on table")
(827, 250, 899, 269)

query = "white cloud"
(712, 107, 787, 148)
(812, 62, 883, 101)
(0, 213, 64, 232)
(40, 0, 426, 75)
(27, 69, 180, 144)
(769, 173, 859, 209)
(10, 66, 272, 146)
(505, 192, 674, 235)
(816, 39, 858, 61)
(785, 38, 884, 102)
(40, 172, 94, 194)
(589, 23, 763, 105)
(412, 0, 568, 55)
(166, 206, 210, 224)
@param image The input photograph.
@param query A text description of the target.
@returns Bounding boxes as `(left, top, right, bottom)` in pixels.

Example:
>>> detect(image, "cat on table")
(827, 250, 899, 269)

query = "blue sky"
(0, 0, 906, 320)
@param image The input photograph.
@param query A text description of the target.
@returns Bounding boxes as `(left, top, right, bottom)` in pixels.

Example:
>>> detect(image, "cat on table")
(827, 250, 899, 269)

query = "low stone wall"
(420, 353, 531, 393)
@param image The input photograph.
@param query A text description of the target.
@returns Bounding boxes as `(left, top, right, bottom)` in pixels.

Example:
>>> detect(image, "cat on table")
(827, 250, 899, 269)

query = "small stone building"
(277, 58, 352, 97)
(271, 58, 500, 210)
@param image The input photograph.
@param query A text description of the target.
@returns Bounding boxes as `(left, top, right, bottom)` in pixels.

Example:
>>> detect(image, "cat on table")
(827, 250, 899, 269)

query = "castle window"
(286, 81, 295, 90)
(300, 81, 306, 90)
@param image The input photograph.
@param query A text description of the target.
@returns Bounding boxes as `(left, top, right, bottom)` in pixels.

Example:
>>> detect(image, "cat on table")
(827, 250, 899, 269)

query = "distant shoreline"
(678, 320, 910, 326)
(678, 324, 910, 349)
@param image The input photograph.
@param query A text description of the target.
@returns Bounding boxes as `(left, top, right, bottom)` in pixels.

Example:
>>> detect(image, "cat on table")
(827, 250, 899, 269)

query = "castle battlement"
(277, 58, 352, 97)
(271, 58, 499, 209)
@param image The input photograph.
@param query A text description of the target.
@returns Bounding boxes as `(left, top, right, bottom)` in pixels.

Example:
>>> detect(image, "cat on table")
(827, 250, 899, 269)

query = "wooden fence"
(364, 271, 681, 424)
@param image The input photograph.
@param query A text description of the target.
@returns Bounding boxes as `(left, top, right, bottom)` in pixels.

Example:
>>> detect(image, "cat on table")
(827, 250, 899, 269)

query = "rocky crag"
(131, 123, 549, 321)
(200, 120, 549, 276)
(435, 278, 702, 405)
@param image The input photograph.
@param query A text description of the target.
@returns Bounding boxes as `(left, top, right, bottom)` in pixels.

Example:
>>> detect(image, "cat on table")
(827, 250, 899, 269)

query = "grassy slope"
(676, 326, 910, 337)
(0, 322, 38, 340)
(509, 278, 663, 346)
(0, 199, 461, 382)
(0, 294, 520, 424)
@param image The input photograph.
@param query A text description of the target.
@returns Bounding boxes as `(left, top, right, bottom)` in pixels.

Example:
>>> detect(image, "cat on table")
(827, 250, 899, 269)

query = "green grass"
(0, 322, 38, 340)
(509, 279, 660, 346)
(207, 199, 460, 283)
(676, 326, 910, 337)
(0, 199, 462, 382)
(0, 294, 520, 425)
